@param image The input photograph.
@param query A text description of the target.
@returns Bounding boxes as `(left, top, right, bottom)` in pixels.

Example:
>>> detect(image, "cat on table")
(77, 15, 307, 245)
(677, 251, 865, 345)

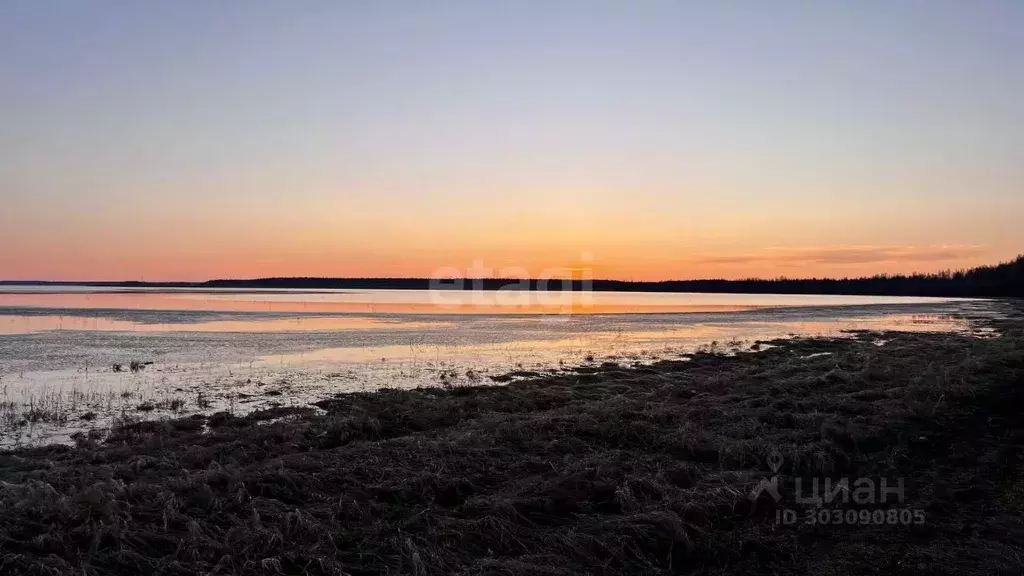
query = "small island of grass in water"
(0, 303, 1021, 575)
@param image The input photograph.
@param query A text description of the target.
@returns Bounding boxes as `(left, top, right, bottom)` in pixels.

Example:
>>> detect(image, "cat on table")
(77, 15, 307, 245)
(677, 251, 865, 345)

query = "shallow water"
(0, 285, 967, 316)
(0, 286, 997, 447)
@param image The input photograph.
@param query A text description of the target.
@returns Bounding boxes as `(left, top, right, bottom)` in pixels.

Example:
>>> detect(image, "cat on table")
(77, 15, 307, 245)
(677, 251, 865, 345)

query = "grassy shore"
(2, 306, 1023, 575)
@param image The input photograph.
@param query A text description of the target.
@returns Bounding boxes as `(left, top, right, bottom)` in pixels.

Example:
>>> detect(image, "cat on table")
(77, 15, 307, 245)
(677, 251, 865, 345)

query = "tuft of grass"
(196, 390, 211, 409)
(22, 406, 68, 425)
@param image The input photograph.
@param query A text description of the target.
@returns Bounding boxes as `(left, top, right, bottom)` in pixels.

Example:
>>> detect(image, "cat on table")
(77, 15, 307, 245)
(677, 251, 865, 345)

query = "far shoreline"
(2, 252, 1021, 297)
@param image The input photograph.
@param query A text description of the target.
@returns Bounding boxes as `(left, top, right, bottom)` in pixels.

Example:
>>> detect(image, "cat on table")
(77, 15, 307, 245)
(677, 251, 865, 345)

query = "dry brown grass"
(1, 308, 1023, 575)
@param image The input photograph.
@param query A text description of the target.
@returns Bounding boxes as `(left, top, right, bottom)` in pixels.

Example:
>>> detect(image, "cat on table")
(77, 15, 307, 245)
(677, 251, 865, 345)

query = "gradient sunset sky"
(2, 1, 1022, 281)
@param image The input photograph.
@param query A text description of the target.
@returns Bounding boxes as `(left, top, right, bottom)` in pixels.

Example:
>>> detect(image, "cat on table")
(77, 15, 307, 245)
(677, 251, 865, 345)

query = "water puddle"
(0, 291, 994, 448)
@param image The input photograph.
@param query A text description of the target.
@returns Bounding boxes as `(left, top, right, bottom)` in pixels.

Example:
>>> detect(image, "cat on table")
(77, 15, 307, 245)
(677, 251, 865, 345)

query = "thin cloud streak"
(692, 245, 987, 266)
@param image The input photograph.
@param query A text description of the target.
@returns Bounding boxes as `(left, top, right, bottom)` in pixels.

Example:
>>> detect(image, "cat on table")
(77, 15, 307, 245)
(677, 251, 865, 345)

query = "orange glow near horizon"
(0, 240, 1011, 283)
(1, 179, 1019, 283)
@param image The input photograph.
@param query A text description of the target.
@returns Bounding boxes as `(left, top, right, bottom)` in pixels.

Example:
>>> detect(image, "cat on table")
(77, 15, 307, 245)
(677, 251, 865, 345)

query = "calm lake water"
(0, 286, 996, 446)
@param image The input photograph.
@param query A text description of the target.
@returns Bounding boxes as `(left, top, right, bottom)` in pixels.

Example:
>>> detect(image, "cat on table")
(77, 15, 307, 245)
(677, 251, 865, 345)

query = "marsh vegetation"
(1, 305, 1022, 574)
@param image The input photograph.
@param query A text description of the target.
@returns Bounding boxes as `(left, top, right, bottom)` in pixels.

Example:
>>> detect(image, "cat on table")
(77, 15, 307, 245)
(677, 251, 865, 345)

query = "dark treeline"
(4, 255, 1023, 297)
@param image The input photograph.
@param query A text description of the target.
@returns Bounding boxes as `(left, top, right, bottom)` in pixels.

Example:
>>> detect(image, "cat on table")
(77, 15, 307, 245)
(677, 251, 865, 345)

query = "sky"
(1, 1, 1022, 281)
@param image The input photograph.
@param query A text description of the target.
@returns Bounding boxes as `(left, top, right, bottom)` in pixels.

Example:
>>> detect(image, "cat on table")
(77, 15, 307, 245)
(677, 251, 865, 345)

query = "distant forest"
(5, 255, 1023, 298)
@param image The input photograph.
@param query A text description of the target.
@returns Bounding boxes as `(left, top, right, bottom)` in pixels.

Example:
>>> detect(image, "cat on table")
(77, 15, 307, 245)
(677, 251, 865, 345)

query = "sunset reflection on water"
(0, 286, 959, 320)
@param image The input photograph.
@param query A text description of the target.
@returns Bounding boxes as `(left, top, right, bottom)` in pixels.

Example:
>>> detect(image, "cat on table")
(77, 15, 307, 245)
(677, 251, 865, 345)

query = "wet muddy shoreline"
(1, 302, 1022, 574)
